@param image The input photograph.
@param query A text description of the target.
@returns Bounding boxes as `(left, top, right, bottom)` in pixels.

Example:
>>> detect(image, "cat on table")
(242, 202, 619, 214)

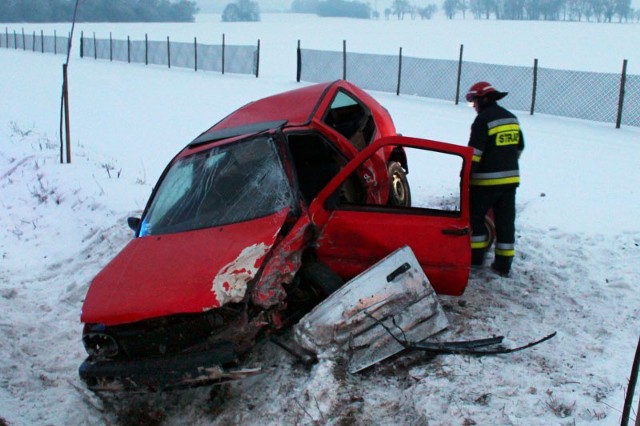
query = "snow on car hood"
(81, 210, 289, 326)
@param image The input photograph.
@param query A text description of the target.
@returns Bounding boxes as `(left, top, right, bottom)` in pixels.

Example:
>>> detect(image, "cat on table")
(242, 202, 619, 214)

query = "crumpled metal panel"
(294, 245, 449, 373)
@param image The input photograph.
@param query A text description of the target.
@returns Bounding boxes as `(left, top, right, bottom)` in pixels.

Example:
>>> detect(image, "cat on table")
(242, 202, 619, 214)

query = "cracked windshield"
(140, 136, 293, 236)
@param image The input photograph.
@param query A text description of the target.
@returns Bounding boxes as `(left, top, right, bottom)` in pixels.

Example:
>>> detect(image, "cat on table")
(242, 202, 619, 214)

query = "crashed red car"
(79, 80, 475, 390)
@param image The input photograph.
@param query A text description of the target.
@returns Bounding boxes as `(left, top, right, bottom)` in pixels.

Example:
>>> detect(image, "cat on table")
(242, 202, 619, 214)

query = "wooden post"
(616, 59, 628, 129)
(40, 30, 44, 53)
(62, 64, 71, 163)
(255, 39, 260, 77)
(222, 33, 225, 74)
(396, 47, 402, 96)
(145, 33, 148, 65)
(21, 28, 25, 50)
(531, 58, 538, 115)
(455, 44, 463, 105)
(621, 337, 640, 426)
(93, 32, 97, 60)
(109, 32, 113, 61)
(79, 31, 83, 58)
(127, 35, 130, 63)
(296, 40, 301, 82)
(59, 0, 80, 165)
(222, 34, 225, 74)
(342, 40, 347, 80)
(194, 37, 198, 72)
(167, 36, 171, 68)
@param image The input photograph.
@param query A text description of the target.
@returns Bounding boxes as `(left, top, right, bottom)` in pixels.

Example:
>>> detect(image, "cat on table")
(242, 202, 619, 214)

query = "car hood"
(81, 210, 290, 326)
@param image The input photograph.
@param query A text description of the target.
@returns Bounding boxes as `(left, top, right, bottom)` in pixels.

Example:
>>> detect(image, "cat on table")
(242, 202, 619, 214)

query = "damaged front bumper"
(79, 342, 261, 391)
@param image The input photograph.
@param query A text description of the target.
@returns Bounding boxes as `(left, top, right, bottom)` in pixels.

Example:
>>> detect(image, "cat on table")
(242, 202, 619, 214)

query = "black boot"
(471, 249, 486, 266)
(491, 255, 512, 276)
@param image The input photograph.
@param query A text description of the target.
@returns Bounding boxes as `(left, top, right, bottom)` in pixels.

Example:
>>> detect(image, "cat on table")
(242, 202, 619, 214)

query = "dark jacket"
(468, 103, 524, 187)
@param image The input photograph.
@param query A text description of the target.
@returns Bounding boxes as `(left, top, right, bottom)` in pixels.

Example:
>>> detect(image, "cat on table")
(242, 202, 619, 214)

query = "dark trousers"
(470, 186, 516, 268)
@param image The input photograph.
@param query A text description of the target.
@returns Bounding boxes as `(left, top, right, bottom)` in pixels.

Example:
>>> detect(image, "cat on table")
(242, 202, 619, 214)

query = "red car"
(80, 80, 476, 390)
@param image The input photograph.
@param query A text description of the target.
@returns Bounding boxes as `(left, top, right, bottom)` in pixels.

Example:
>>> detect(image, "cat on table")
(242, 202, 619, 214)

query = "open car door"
(308, 135, 473, 296)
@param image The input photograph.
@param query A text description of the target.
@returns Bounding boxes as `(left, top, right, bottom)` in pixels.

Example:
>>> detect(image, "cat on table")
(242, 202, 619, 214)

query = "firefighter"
(465, 81, 524, 276)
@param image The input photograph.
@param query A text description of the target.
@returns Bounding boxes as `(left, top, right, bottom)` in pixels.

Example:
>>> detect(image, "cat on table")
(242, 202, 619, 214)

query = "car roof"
(188, 80, 395, 149)
(189, 120, 287, 147)
(208, 81, 335, 132)
(205, 79, 387, 132)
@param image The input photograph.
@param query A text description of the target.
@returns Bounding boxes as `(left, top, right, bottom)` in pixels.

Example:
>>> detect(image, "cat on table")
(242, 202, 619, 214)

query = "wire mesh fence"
(299, 48, 343, 82)
(535, 68, 620, 123)
(2, 28, 636, 128)
(400, 56, 461, 102)
(347, 51, 399, 94)
(298, 44, 639, 128)
(79, 33, 259, 76)
(624, 75, 640, 126)
(1, 28, 69, 55)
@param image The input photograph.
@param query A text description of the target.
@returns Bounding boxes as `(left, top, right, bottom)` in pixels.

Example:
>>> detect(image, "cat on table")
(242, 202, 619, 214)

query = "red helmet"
(465, 81, 508, 102)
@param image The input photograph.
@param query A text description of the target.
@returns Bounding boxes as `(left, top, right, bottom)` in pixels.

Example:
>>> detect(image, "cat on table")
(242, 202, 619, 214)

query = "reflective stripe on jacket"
(469, 105, 524, 187)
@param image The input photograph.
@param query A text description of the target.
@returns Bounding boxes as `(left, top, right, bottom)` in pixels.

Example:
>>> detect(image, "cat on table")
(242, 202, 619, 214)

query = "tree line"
(3, 0, 635, 23)
(291, 0, 636, 21)
(438, 0, 636, 22)
(0, 0, 198, 23)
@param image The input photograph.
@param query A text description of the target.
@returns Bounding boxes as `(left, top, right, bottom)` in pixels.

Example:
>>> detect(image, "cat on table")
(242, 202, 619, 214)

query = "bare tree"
(443, 0, 458, 18)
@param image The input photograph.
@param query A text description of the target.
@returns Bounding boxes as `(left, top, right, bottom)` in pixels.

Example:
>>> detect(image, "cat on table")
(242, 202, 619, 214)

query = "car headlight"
(82, 332, 119, 358)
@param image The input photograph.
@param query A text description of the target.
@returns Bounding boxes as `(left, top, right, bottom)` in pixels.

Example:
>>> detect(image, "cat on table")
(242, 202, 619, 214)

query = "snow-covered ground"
(1, 13, 639, 426)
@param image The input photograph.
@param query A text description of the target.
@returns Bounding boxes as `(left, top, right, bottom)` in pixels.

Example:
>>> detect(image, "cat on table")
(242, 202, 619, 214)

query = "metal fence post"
(455, 44, 463, 105)
(396, 47, 402, 96)
(109, 32, 113, 61)
(21, 28, 25, 50)
(531, 58, 538, 115)
(167, 36, 171, 68)
(616, 59, 628, 129)
(255, 39, 260, 78)
(93, 32, 97, 60)
(621, 337, 640, 426)
(127, 35, 131, 63)
(145, 33, 148, 65)
(296, 40, 301, 82)
(342, 40, 347, 80)
(40, 30, 44, 53)
(222, 33, 225, 74)
(194, 37, 198, 72)
(32, 31, 35, 51)
(54, 30, 57, 54)
(79, 31, 83, 58)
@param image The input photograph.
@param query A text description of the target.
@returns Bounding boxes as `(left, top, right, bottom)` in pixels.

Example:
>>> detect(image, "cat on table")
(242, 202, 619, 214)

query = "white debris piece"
(294, 246, 449, 373)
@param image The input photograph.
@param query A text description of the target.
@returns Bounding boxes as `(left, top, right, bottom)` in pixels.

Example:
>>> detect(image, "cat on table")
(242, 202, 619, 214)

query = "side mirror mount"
(127, 217, 141, 232)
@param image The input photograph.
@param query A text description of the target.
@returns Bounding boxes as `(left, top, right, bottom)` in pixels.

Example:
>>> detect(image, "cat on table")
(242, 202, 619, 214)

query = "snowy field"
(1, 13, 640, 426)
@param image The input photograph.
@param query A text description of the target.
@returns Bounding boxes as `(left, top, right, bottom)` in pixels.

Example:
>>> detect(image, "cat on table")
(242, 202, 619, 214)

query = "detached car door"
(308, 136, 473, 296)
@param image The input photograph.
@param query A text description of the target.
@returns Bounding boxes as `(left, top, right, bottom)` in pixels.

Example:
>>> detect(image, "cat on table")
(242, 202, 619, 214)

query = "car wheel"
(299, 260, 344, 298)
(388, 162, 411, 207)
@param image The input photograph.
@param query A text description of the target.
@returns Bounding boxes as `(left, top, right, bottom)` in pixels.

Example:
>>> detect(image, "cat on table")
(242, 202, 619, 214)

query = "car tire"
(299, 260, 344, 298)
(388, 161, 411, 207)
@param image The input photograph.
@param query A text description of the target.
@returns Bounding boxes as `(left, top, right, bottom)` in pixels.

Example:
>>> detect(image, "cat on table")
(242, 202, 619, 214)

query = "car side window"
(332, 146, 464, 216)
(323, 91, 375, 151)
(287, 133, 345, 205)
